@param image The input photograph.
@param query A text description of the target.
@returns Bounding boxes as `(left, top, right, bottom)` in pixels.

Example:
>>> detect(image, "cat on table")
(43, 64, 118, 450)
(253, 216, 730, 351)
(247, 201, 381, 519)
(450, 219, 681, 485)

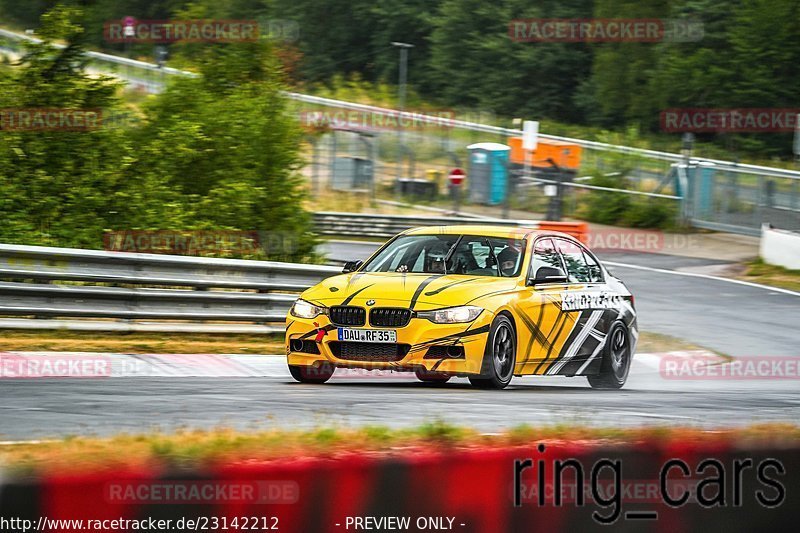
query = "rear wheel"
(587, 322, 631, 389)
(415, 369, 451, 384)
(289, 363, 334, 384)
(469, 314, 516, 390)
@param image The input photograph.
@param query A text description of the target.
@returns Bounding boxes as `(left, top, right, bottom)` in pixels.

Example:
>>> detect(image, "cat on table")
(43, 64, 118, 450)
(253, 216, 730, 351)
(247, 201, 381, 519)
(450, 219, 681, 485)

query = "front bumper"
(285, 311, 494, 376)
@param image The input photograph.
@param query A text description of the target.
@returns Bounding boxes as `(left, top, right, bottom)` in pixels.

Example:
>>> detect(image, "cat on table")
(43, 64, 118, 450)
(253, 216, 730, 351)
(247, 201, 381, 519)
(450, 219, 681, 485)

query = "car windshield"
(361, 234, 526, 277)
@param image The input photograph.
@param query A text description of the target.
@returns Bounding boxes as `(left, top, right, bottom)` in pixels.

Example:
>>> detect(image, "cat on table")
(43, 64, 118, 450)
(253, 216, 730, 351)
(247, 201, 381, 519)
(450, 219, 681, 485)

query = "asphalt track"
(1, 241, 799, 440)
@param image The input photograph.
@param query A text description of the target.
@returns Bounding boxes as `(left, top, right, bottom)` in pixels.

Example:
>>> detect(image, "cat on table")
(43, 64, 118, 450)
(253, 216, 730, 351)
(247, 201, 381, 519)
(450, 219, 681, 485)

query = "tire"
(587, 322, 631, 389)
(415, 369, 452, 384)
(289, 363, 334, 384)
(469, 314, 516, 390)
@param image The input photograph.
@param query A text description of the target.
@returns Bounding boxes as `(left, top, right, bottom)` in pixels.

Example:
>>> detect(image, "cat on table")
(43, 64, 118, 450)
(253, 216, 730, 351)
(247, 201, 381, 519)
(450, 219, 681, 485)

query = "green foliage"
(4, 0, 798, 158)
(619, 197, 677, 228)
(0, 5, 315, 261)
(577, 174, 678, 229)
(578, 175, 633, 225)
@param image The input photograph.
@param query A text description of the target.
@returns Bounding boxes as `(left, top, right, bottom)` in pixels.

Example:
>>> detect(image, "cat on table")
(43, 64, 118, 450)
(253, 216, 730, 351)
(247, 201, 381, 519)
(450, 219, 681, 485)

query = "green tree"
(128, 39, 316, 260)
(427, 0, 593, 121)
(0, 5, 132, 247)
(581, 0, 670, 128)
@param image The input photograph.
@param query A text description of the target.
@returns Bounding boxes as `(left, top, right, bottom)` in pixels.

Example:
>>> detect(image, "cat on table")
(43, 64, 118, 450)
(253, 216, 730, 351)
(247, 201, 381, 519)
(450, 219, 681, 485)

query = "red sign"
(448, 168, 465, 186)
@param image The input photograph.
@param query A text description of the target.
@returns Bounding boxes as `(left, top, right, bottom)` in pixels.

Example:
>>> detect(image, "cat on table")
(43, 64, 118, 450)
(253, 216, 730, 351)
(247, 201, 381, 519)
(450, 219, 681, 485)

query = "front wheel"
(289, 363, 334, 384)
(469, 314, 516, 389)
(587, 322, 631, 389)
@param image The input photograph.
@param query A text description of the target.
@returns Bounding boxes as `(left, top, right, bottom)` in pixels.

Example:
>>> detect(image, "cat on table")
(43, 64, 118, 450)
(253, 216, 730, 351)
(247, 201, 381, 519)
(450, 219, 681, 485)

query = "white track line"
(0, 440, 54, 446)
(605, 261, 800, 297)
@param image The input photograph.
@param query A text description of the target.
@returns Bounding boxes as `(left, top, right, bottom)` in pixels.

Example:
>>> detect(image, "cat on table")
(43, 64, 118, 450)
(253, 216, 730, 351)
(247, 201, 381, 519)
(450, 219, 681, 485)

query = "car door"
(514, 237, 573, 375)
(542, 238, 612, 376)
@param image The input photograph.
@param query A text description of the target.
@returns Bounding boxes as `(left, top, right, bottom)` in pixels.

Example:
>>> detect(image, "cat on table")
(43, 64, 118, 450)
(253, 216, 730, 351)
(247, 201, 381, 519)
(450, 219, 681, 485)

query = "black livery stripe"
(537, 309, 589, 374)
(341, 284, 375, 305)
(424, 278, 479, 297)
(297, 324, 336, 340)
(464, 288, 515, 305)
(542, 292, 563, 311)
(408, 324, 491, 354)
(532, 307, 575, 374)
(513, 302, 549, 365)
(409, 275, 443, 309)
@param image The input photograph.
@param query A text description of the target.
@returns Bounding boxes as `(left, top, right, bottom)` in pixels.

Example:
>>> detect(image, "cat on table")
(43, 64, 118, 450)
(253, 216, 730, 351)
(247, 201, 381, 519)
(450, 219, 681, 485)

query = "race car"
(285, 225, 637, 389)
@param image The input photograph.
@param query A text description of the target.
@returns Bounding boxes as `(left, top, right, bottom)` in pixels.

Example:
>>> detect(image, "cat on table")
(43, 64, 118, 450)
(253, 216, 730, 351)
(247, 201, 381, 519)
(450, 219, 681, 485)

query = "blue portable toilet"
(674, 161, 715, 217)
(467, 142, 510, 205)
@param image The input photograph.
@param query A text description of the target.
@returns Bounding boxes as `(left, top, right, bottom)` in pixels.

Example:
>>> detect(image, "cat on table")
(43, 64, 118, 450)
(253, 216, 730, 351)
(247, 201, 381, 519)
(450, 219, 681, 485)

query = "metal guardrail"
(0, 29, 197, 78)
(0, 243, 339, 332)
(312, 212, 538, 238)
(0, 213, 548, 331)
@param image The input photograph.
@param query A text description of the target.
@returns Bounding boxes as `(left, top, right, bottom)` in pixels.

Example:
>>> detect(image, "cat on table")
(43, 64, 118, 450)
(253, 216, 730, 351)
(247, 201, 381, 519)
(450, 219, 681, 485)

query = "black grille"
(329, 306, 366, 326)
(424, 345, 465, 359)
(290, 339, 320, 355)
(329, 342, 410, 362)
(369, 308, 412, 327)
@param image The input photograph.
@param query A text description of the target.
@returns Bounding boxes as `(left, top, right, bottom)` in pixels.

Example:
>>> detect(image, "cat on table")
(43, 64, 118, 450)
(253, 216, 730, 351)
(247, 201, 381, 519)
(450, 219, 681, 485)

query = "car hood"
(301, 272, 519, 309)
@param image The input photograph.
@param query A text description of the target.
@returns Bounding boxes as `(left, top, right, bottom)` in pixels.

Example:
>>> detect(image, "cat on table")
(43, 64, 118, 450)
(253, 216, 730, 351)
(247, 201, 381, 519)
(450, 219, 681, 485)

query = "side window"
(556, 239, 591, 283)
(447, 238, 489, 274)
(530, 238, 563, 279)
(583, 250, 603, 282)
(489, 237, 525, 277)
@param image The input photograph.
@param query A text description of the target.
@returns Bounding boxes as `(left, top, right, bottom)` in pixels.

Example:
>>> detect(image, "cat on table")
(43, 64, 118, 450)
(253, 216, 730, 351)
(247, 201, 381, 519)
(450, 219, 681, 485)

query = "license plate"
(338, 328, 397, 343)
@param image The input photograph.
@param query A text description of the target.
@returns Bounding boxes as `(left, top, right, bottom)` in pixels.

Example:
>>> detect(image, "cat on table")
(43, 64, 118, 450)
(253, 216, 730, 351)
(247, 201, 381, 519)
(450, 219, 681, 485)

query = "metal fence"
(312, 212, 537, 239)
(0, 212, 583, 332)
(1, 28, 799, 236)
(0, 243, 338, 333)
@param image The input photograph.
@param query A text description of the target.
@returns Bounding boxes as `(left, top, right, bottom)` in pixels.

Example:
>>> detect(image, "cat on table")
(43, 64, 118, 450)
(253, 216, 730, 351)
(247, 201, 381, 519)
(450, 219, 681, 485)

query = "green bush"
(0, 6, 316, 262)
(577, 173, 678, 229)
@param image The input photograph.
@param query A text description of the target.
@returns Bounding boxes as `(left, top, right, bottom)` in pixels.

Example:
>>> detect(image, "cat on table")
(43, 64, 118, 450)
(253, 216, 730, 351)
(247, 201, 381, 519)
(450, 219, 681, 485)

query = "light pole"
(391, 42, 414, 198)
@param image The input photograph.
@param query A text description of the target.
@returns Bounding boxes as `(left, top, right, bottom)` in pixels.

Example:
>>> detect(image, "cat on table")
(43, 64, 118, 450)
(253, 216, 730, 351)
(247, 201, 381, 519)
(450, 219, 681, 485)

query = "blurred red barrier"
(537, 222, 589, 244)
(1, 441, 797, 532)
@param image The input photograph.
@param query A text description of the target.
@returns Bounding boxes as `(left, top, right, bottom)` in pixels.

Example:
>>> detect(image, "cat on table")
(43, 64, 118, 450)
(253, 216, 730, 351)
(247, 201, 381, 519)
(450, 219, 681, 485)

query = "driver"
(425, 243, 449, 273)
(496, 245, 520, 277)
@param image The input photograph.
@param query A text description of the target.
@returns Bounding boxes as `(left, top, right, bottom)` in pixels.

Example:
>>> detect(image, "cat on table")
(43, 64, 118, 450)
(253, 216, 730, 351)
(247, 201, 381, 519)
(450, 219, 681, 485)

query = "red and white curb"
(0, 350, 723, 379)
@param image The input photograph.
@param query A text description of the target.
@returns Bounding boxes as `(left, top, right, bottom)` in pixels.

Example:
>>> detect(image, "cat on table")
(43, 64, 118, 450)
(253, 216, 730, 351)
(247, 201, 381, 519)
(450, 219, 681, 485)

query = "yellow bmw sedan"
(285, 225, 637, 389)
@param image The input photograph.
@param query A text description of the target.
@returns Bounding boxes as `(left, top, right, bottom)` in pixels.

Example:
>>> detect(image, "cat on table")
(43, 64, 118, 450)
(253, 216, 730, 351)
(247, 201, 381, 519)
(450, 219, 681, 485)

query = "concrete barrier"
(760, 224, 800, 270)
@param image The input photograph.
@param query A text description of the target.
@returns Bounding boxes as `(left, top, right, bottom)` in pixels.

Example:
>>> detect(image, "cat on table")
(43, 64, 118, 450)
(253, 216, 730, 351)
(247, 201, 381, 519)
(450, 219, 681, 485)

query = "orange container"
(508, 136, 582, 171)
(537, 221, 589, 244)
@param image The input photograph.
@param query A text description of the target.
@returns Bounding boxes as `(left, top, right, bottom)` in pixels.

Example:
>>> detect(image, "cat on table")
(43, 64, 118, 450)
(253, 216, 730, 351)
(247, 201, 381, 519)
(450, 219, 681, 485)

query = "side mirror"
(342, 260, 363, 274)
(528, 266, 568, 285)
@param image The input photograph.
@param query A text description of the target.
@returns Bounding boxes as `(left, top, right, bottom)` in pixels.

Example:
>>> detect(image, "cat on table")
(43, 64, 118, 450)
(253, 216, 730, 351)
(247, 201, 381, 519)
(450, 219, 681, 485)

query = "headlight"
(418, 305, 483, 324)
(291, 299, 326, 319)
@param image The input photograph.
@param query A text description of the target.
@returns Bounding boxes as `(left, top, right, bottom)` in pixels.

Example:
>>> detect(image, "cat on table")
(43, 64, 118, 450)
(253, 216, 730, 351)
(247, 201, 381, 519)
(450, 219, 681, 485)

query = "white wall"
(760, 224, 800, 270)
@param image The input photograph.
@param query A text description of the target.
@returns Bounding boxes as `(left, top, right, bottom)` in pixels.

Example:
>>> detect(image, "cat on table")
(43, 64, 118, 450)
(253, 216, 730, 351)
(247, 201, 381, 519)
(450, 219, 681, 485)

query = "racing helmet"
(496, 245, 520, 276)
(425, 243, 449, 273)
